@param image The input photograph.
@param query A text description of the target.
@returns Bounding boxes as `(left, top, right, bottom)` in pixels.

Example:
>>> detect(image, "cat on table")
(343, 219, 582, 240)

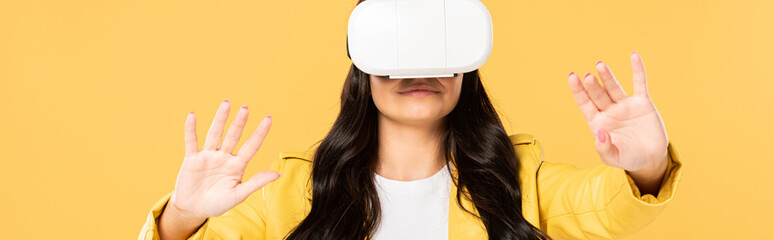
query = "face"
(370, 74, 463, 126)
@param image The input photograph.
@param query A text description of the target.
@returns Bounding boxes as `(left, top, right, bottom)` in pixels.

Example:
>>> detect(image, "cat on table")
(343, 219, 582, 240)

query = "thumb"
(595, 129, 620, 166)
(235, 170, 281, 202)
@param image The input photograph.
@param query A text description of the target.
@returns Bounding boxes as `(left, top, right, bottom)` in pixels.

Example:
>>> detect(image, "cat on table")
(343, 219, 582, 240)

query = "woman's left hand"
(567, 51, 669, 192)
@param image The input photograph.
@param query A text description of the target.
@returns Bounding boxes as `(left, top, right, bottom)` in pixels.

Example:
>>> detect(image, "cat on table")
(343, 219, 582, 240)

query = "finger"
(581, 72, 614, 111)
(631, 51, 649, 97)
(595, 129, 620, 167)
(595, 61, 629, 102)
(203, 99, 231, 150)
(220, 105, 249, 155)
(234, 170, 281, 203)
(184, 111, 198, 156)
(235, 115, 272, 163)
(568, 72, 599, 122)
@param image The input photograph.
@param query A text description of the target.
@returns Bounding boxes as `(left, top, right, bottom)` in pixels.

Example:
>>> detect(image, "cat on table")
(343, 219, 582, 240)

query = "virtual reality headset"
(346, 0, 493, 79)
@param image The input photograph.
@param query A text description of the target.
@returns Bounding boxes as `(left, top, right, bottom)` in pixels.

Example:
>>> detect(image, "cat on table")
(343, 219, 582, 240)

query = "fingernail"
(189, 111, 194, 115)
(596, 60, 602, 65)
(584, 72, 591, 78)
(241, 105, 248, 109)
(632, 50, 638, 55)
(568, 71, 575, 76)
(267, 114, 272, 119)
(597, 129, 606, 143)
(278, 173, 282, 177)
(224, 99, 230, 103)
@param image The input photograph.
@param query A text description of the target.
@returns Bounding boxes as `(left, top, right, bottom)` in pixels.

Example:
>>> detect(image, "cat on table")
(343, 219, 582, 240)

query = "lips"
(398, 84, 441, 94)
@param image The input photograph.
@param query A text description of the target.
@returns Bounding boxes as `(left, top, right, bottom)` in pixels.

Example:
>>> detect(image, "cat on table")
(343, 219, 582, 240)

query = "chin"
(398, 110, 446, 124)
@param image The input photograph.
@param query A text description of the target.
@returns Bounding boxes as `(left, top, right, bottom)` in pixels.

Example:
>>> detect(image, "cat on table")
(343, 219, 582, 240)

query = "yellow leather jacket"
(139, 133, 684, 240)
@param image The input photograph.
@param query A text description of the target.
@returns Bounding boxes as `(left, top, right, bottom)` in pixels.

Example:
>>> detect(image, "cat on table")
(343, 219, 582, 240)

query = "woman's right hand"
(159, 99, 280, 239)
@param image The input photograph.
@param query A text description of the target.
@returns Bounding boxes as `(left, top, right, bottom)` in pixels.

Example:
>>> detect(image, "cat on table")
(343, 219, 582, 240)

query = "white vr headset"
(346, 0, 493, 79)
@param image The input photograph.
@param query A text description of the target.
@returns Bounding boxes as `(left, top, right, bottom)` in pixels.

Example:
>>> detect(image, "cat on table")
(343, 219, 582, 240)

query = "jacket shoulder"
(509, 133, 537, 145)
(508, 133, 544, 172)
(272, 150, 314, 180)
(278, 150, 314, 162)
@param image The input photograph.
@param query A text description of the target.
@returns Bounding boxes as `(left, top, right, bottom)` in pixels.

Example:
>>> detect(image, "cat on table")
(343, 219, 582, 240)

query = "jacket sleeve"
(535, 140, 684, 240)
(138, 158, 284, 240)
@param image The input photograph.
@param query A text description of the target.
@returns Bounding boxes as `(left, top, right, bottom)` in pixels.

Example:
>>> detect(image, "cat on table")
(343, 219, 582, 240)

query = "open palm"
(170, 100, 280, 220)
(567, 51, 669, 171)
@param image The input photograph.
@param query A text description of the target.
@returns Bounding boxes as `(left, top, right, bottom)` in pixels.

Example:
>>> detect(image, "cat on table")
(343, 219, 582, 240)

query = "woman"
(138, 49, 683, 239)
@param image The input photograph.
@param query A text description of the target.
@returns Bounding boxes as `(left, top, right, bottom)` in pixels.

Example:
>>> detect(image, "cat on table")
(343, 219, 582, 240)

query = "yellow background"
(1, 0, 771, 239)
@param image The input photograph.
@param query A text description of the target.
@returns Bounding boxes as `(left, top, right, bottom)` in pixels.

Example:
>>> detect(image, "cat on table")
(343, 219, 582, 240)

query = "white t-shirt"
(371, 164, 452, 240)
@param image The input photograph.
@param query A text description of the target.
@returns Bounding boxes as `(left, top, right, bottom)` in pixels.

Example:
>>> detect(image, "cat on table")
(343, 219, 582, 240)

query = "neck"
(375, 114, 447, 181)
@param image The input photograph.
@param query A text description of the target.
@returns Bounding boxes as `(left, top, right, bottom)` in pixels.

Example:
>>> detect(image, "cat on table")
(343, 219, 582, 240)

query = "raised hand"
(567, 52, 669, 180)
(159, 99, 281, 240)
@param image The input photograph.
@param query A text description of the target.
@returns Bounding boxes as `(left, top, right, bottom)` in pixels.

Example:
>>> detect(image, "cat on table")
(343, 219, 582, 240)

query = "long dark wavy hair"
(283, 60, 551, 239)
